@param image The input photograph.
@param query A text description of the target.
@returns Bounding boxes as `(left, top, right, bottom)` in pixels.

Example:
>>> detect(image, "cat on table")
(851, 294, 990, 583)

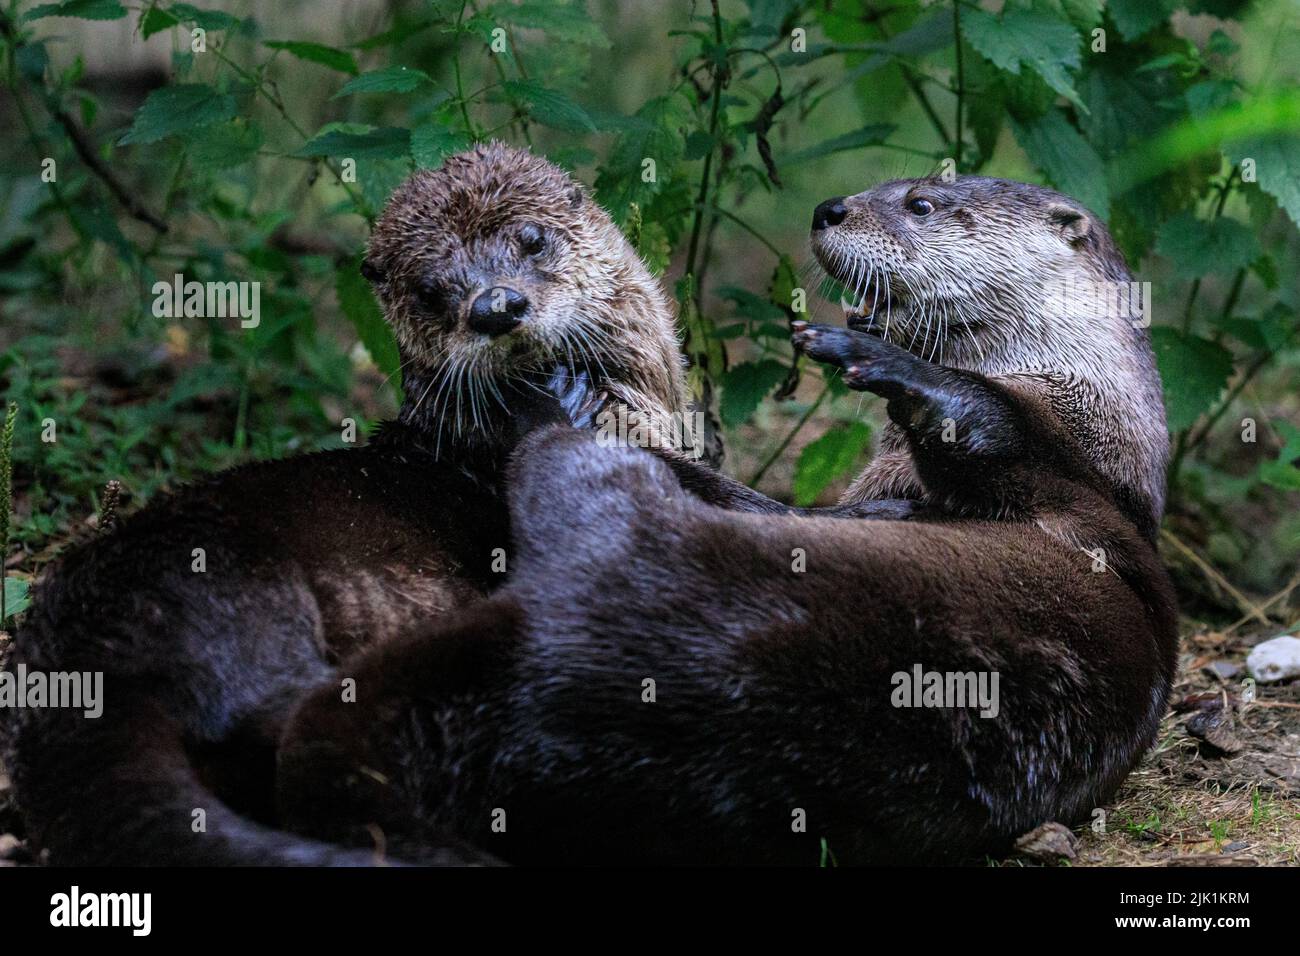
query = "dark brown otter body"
(4, 144, 686, 865)
(272, 177, 1178, 864)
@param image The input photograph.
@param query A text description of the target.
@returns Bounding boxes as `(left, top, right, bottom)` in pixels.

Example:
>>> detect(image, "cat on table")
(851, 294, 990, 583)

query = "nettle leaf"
(139, 6, 179, 37)
(793, 422, 872, 506)
(183, 117, 263, 171)
(486, 1, 611, 48)
(720, 359, 788, 428)
(296, 124, 411, 160)
(1154, 212, 1260, 278)
(769, 254, 799, 317)
(783, 125, 896, 166)
(265, 41, 358, 75)
(1107, 0, 1178, 42)
(1184, 79, 1237, 119)
(118, 84, 237, 145)
(1258, 422, 1300, 492)
(1149, 328, 1234, 431)
(500, 80, 596, 133)
(718, 286, 786, 324)
(1053, 0, 1104, 29)
(594, 93, 692, 220)
(1228, 135, 1300, 230)
(26, 0, 125, 21)
(1011, 110, 1108, 219)
(962, 7, 1084, 110)
(411, 125, 471, 169)
(337, 259, 402, 402)
(333, 66, 432, 98)
(169, 3, 239, 31)
(2, 577, 31, 619)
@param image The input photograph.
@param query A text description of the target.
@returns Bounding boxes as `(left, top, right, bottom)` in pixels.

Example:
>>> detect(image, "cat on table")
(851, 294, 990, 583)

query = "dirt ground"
(1065, 622, 1300, 867)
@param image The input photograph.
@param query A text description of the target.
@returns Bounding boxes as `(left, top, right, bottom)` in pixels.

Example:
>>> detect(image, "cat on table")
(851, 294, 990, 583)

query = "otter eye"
(413, 277, 445, 313)
(907, 198, 935, 217)
(519, 224, 546, 256)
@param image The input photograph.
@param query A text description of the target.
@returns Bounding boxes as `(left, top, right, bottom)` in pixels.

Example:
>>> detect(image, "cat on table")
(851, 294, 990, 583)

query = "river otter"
(810, 177, 1168, 540)
(3, 143, 687, 865)
(273, 177, 1178, 864)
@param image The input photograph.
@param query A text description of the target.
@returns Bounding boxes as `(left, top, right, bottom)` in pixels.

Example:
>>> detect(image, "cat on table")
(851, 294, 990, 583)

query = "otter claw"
(542, 366, 596, 427)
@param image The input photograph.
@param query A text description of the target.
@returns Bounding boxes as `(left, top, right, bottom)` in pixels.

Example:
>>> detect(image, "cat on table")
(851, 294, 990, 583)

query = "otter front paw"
(543, 366, 605, 429)
(791, 321, 925, 400)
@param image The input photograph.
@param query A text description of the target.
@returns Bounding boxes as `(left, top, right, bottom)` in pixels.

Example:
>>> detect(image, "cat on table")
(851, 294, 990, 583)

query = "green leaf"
(26, 0, 125, 21)
(717, 287, 786, 324)
(962, 7, 1084, 110)
(500, 80, 596, 133)
(1154, 213, 1260, 279)
(1107, 0, 1178, 42)
(183, 117, 263, 170)
(333, 66, 432, 98)
(139, 6, 179, 37)
(1011, 110, 1109, 218)
(2, 577, 30, 619)
(1054, 0, 1104, 29)
(265, 41, 358, 75)
(354, 18, 434, 50)
(118, 83, 237, 145)
(167, 3, 238, 31)
(337, 260, 402, 402)
(769, 254, 799, 317)
(295, 125, 411, 160)
(1149, 328, 1235, 432)
(793, 422, 872, 506)
(1258, 422, 1300, 491)
(485, 1, 611, 47)
(410, 125, 471, 169)
(783, 125, 897, 167)
(1227, 135, 1300, 231)
(720, 360, 788, 428)
(594, 93, 692, 219)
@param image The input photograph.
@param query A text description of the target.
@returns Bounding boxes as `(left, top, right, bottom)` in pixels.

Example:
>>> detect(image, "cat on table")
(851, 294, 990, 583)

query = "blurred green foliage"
(0, 0, 1297, 603)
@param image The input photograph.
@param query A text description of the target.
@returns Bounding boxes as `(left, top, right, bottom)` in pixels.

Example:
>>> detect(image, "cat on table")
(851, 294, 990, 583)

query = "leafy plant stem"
(750, 383, 831, 487)
(683, 0, 727, 300)
(952, 0, 964, 167)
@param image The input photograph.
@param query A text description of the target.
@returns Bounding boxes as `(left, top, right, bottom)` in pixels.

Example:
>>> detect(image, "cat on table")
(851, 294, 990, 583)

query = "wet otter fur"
(273, 178, 1178, 865)
(813, 177, 1168, 540)
(4, 143, 686, 865)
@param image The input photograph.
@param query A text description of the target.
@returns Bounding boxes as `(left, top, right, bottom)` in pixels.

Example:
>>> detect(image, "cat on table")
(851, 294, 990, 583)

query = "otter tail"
(7, 681, 487, 866)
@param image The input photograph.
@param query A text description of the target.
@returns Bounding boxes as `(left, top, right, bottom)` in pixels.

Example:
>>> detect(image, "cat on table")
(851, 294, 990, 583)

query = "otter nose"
(468, 286, 528, 337)
(812, 197, 848, 231)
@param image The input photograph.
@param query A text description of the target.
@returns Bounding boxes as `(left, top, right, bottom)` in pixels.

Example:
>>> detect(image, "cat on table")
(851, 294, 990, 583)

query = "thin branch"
(684, 0, 728, 290)
(51, 107, 169, 233)
(952, 0, 964, 167)
(750, 382, 832, 487)
(1160, 528, 1270, 627)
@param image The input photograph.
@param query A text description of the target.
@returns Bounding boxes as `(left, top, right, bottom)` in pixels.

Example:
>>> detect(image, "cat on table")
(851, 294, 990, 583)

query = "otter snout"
(812, 197, 848, 231)
(468, 286, 529, 337)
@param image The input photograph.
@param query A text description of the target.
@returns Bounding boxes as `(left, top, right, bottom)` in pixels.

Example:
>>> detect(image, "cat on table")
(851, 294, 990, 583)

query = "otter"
(271, 177, 1178, 865)
(810, 177, 1169, 540)
(3, 143, 688, 865)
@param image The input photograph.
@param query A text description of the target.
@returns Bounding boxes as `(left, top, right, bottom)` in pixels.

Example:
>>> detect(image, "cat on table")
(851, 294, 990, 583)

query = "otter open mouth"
(830, 266, 907, 332)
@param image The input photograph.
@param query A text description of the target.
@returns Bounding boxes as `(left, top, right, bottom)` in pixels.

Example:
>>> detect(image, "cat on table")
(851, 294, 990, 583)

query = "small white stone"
(1246, 635, 1300, 684)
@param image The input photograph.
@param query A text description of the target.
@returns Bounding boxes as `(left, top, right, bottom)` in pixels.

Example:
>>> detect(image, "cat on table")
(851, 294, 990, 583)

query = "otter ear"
(1048, 204, 1090, 246)
(360, 256, 385, 283)
(568, 186, 584, 209)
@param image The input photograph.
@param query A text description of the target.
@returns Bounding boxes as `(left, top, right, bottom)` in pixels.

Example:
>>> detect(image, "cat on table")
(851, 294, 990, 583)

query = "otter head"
(809, 176, 1141, 368)
(363, 142, 685, 457)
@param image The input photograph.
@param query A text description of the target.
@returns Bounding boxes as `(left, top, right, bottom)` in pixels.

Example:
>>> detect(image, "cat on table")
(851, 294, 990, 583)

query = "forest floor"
(1066, 622, 1300, 867)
